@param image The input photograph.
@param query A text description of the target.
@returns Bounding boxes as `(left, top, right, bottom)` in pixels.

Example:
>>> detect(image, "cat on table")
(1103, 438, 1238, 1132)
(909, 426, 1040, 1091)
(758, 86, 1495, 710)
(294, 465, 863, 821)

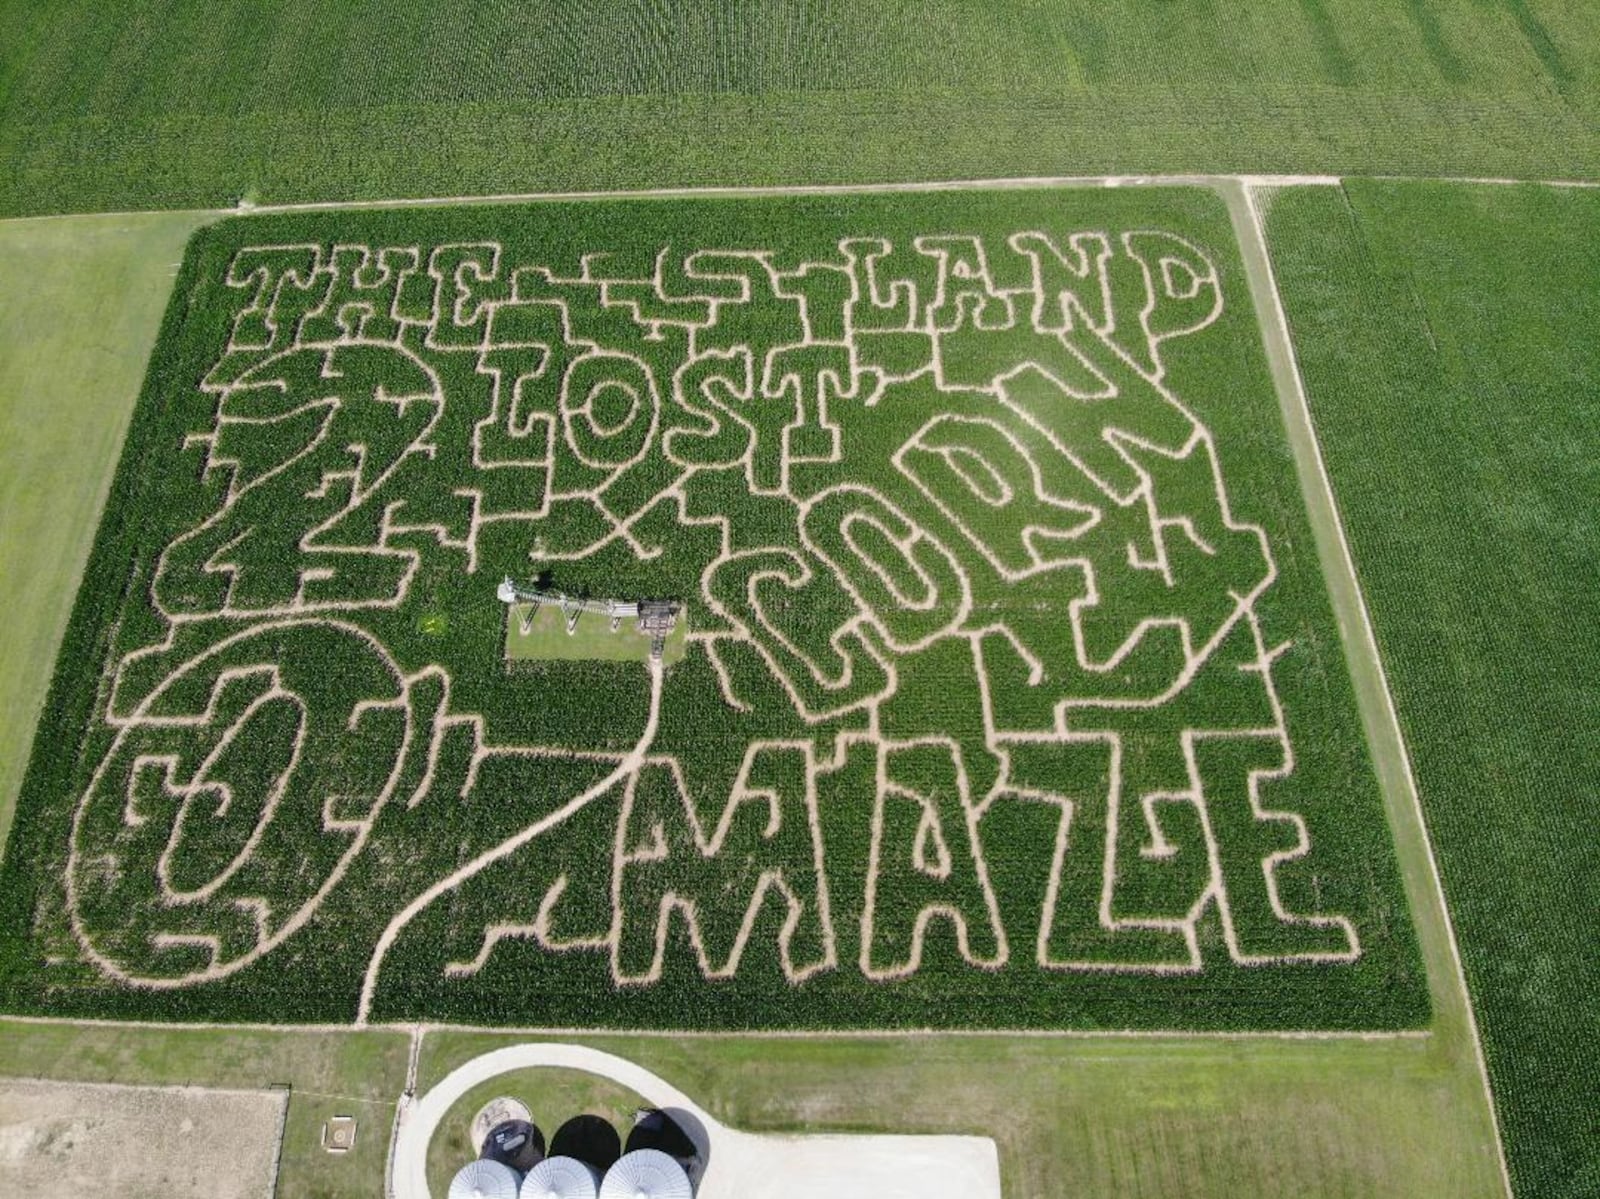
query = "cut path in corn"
(0, 184, 1517, 1199)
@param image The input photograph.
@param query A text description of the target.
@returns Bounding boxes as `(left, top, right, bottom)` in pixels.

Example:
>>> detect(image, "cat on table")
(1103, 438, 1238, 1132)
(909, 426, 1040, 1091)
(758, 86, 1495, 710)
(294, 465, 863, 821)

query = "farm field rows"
(0, 186, 1426, 1033)
(0, 188, 1518, 1198)
(1266, 180, 1600, 1199)
(2, 2, 1598, 217)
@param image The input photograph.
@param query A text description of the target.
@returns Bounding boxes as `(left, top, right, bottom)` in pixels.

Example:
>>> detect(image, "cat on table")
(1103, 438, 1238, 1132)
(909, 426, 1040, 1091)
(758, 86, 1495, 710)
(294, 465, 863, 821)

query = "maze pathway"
(14, 188, 1424, 1031)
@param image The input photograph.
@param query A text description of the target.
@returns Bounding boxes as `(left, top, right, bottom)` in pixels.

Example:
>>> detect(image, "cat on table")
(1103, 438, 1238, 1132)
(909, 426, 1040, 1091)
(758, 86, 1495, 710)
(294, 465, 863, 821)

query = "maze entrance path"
(0, 186, 1426, 1032)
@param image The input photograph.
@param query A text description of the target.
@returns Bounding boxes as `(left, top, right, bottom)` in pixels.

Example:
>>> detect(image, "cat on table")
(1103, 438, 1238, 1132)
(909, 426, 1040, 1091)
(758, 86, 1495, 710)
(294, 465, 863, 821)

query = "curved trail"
(356, 656, 665, 1025)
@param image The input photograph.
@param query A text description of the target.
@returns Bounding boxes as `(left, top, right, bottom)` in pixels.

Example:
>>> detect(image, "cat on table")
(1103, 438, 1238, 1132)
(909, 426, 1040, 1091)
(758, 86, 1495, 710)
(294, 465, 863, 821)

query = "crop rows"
(0, 186, 1426, 1030)
(2, 3, 1597, 217)
(1266, 180, 1600, 1199)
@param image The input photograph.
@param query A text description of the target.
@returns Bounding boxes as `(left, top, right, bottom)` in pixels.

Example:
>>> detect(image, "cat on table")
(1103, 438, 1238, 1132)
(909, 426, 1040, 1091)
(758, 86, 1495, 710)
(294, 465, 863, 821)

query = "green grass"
(1266, 179, 1600, 1199)
(425, 1066, 645, 1195)
(0, 196, 1508, 1196)
(0, 185, 1425, 1032)
(0, 1008, 1511, 1199)
(1, 2, 1598, 217)
(416, 1028, 1504, 1198)
(0, 1017, 410, 1199)
(0, 211, 211, 858)
(506, 601, 687, 667)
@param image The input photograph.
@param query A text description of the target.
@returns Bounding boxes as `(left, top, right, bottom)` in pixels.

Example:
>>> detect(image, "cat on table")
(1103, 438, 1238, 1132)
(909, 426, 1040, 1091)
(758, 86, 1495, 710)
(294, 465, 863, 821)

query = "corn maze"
(0, 188, 1425, 1029)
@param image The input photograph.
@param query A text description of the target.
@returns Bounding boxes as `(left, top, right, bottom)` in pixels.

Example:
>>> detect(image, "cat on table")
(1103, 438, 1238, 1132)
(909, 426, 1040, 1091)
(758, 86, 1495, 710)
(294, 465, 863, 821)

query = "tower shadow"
(549, 1113, 622, 1173)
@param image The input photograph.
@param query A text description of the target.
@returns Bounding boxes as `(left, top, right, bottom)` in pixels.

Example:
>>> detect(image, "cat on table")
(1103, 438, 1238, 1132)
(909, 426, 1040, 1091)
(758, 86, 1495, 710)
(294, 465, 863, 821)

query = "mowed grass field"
(505, 602, 688, 667)
(415, 1028, 1503, 1199)
(0, 1017, 410, 1199)
(1, 1, 1597, 217)
(1267, 180, 1600, 1199)
(0, 1011, 1509, 1199)
(0, 211, 210, 853)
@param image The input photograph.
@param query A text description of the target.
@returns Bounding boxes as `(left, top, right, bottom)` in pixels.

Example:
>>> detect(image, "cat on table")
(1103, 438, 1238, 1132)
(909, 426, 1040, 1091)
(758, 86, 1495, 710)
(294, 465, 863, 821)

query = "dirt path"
(358, 655, 667, 1024)
(2, 171, 1596, 229)
(0, 1077, 287, 1199)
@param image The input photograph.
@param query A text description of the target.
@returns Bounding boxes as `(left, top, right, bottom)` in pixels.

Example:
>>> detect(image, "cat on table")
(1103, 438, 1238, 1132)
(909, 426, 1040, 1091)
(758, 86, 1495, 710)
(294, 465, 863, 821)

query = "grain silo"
(449, 1158, 522, 1199)
(599, 1149, 693, 1199)
(483, 1118, 546, 1173)
(519, 1154, 603, 1199)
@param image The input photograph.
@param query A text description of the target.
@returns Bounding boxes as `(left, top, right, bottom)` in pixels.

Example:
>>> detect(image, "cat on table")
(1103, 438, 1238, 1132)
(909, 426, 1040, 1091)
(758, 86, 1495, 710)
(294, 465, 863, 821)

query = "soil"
(0, 1077, 286, 1199)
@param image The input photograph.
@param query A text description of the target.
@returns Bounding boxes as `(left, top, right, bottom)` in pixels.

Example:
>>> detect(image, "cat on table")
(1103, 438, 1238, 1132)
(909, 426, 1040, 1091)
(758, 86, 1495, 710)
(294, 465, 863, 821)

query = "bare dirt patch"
(0, 1076, 287, 1199)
